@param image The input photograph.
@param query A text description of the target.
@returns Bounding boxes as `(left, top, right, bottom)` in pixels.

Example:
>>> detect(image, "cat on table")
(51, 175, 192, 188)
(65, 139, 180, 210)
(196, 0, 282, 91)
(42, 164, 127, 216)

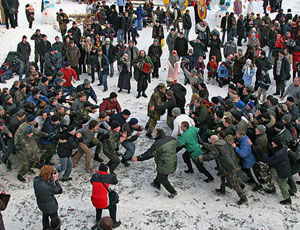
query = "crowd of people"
(0, 0, 300, 229)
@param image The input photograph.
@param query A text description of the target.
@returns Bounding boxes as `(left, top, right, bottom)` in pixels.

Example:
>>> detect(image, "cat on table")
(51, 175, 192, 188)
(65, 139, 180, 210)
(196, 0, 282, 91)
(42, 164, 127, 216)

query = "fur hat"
(256, 125, 266, 134)
(172, 107, 181, 116)
(282, 114, 292, 123)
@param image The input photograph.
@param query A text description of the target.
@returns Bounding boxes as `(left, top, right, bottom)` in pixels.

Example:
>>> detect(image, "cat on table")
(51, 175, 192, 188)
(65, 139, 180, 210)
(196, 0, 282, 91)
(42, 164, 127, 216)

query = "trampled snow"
(0, 0, 299, 229)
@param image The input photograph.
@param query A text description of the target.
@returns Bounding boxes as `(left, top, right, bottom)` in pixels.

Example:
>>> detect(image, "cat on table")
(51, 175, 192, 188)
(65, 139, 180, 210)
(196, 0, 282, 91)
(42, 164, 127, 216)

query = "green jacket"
(177, 126, 202, 159)
(137, 135, 178, 175)
(103, 129, 121, 154)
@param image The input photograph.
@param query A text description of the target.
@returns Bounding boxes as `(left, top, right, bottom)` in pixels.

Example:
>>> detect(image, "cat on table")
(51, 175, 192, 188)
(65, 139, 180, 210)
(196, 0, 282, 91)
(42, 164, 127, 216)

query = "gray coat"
(33, 176, 62, 214)
(124, 46, 139, 64)
(166, 33, 177, 53)
(66, 46, 81, 66)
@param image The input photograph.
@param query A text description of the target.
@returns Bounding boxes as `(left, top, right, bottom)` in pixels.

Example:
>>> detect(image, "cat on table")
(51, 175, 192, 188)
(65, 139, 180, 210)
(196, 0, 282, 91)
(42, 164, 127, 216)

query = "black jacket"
(273, 56, 290, 81)
(174, 37, 188, 57)
(17, 41, 31, 62)
(183, 13, 192, 30)
(263, 146, 291, 178)
(169, 83, 187, 109)
(33, 176, 63, 214)
(148, 44, 162, 67)
(57, 131, 80, 158)
(255, 56, 272, 77)
(102, 44, 116, 63)
(38, 40, 51, 58)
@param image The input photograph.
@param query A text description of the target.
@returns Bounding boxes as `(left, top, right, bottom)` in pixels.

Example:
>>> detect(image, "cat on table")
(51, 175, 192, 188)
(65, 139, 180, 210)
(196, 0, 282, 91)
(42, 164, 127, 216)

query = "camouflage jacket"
(14, 89, 27, 104)
(14, 122, 40, 145)
(147, 84, 166, 119)
(16, 133, 40, 155)
(73, 107, 91, 128)
(103, 129, 121, 154)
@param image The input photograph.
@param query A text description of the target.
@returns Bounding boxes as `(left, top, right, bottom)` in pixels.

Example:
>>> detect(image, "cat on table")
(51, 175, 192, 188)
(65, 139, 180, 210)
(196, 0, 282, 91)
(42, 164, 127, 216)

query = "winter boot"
(279, 198, 292, 205)
(17, 174, 26, 182)
(215, 188, 226, 195)
(121, 159, 130, 167)
(112, 221, 121, 229)
(168, 192, 177, 199)
(94, 155, 104, 162)
(237, 196, 247, 205)
(142, 92, 147, 98)
(136, 92, 141, 98)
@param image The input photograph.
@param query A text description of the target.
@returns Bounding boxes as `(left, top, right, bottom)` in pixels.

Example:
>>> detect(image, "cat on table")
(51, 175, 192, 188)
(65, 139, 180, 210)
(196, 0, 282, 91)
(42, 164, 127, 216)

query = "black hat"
(215, 109, 224, 119)
(67, 125, 76, 133)
(231, 110, 241, 121)
(287, 96, 294, 102)
(260, 50, 266, 56)
(4, 94, 12, 102)
(122, 109, 131, 115)
(129, 118, 138, 125)
(26, 114, 35, 122)
(22, 35, 27, 40)
(279, 49, 284, 55)
(32, 88, 41, 96)
(17, 109, 25, 117)
(228, 83, 236, 91)
(258, 106, 267, 114)
(20, 83, 26, 89)
(211, 97, 219, 105)
(272, 136, 283, 147)
(51, 115, 60, 122)
(262, 67, 268, 73)
(110, 120, 120, 129)
(98, 163, 108, 172)
(275, 121, 284, 130)
(64, 61, 71, 67)
(41, 76, 48, 83)
(237, 79, 244, 85)
(270, 97, 278, 106)
(109, 92, 118, 99)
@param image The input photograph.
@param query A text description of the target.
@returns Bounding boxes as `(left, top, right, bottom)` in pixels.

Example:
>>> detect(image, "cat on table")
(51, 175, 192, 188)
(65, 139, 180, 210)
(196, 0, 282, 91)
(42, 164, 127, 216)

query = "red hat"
(172, 50, 177, 55)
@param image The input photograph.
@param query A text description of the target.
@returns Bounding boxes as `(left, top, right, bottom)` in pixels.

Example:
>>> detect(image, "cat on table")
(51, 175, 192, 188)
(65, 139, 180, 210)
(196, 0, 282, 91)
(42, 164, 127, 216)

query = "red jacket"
(91, 171, 118, 209)
(99, 98, 121, 116)
(292, 51, 300, 71)
(60, 67, 78, 87)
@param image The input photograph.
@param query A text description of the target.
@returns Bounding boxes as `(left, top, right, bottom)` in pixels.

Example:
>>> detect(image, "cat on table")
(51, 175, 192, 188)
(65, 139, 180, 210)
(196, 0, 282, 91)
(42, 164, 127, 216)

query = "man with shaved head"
(199, 135, 247, 205)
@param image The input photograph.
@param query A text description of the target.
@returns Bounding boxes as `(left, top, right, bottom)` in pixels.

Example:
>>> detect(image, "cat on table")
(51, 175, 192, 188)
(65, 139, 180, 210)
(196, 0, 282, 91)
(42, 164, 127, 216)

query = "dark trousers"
(104, 152, 120, 174)
(222, 29, 227, 42)
(137, 75, 148, 93)
(40, 57, 45, 73)
(220, 172, 246, 199)
(118, 6, 124, 14)
(237, 35, 243, 46)
(42, 211, 58, 230)
(275, 80, 285, 96)
(3, 9, 15, 29)
(61, 29, 67, 38)
(243, 167, 261, 186)
(153, 173, 176, 194)
(29, 21, 33, 29)
(183, 151, 214, 180)
(72, 66, 80, 79)
(96, 205, 117, 223)
(124, 31, 131, 44)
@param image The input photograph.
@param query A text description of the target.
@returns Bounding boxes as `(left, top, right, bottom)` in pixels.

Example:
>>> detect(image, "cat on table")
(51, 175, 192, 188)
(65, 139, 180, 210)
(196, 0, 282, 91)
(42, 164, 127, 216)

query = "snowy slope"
(0, 0, 300, 230)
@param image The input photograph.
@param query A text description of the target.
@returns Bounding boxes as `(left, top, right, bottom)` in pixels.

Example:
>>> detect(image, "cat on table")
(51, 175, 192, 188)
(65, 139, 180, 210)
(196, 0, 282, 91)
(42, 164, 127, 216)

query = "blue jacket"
(76, 83, 97, 103)
(135, 7, 144, 20)
(26, 94, 49, 107)
(235, 135, 256, 168)
(93, 54, 109, 75)
(40, 117, 60, 144)
(217, 65, 228, 79)
(183, 55, 196, 71)
(109, 112, 127, 127)
(242, 65, 255, 86)
(117, 0, 125, 6)
(234, 100, 246, 110)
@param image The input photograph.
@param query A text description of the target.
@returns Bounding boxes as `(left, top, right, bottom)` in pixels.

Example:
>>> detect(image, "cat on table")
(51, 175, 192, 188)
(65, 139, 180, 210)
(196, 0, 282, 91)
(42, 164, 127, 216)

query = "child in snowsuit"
(207, 56, 218, 85)
(217, 62, 229, 88)
(131, 24, 139, 45)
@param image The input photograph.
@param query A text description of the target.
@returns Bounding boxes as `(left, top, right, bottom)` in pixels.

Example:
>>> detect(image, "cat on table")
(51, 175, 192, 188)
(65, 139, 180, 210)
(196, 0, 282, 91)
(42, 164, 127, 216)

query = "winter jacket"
(66, 46, 81, 66)
(193, 104, 212, 129)
(166, 33, 177, 53)
(234, 135, 256, 168)
(76, 84, 97, 103)
(258, 73, 271, 90)
(122, 122, 141, 142)
(67, 26, 81, 44)
(17, 41, 31, 62)
(57, 13, 69, 30)
(273, 56, 290, 82)
(103, 129, 121, 154)
(208, 38, 223, 63)
(155, 95, 176, 117)
(217, 65, 228, 79)
(26, 94, 49, 107)
(137, 134, 179, 175)
(182, 13, 192, 30)
(38, 40, 51, 58)
(169, 83, 187, 110)
(147, 85, 165, 119)
(40, 117, 60, 144)
(99, 98, 121, 116)
(224, 41, 237, 58)
(124, 46, 139, 63)
(242, 65, 255, 86)
(189, 41, 205, 59)
(148, 44, 162, 67)
(33, 176, 62, 214)
(57, 131, 80, 158)
(203, 139, 240, 176)
(292, 50, 300, 71)
(102, 44, 116, 63)
(178, 126, 202, 159)
(110, 112, 127, 127)
(174, 37, 188, 57)
(152, 24, 164, 40)
(232, 55, 246, 77)
(94, 54, 109, 75)
(255, 56, 272, 78)
(252, 133, 268, 163)
(90, 171, 118, 209)
(164, 60, 180, 81)
(135, 7, 144, 20)
(44, 52, 58, 76)
(263, 146, 291, 178)
(60, 67, 78, 87)
(172, 115, 195, 138)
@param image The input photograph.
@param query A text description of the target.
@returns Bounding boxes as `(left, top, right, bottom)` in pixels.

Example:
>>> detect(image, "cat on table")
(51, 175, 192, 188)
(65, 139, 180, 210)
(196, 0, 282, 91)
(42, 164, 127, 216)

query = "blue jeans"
(98, 72, 108, 90)
(137, 19, 142, 30)
(121, 141, 135, 160)
(58, 157, 72, 179)
(19, 60, 30, 80)
(184, 29, 190, 40)
(117, 29, 124, 42)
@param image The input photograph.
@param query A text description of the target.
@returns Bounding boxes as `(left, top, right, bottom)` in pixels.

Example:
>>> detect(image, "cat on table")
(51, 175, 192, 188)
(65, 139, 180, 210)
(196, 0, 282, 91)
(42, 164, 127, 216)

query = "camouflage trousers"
(256, 162, 276, 192)
(146, 117, 158, 135)
(167, 116, 174, 130)
(220, 171, 246, 200)
(18, 149, 40, 176)
(40, 142, 57, 163)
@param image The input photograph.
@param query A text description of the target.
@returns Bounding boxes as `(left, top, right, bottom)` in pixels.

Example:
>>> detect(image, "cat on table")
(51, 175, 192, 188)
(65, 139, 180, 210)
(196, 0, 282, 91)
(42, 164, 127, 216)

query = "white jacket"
(171, 114, 195, 138)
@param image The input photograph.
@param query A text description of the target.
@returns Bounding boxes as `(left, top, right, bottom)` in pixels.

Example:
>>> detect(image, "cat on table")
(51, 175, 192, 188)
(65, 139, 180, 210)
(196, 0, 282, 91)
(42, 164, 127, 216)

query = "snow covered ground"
(0, 0, 300, 229)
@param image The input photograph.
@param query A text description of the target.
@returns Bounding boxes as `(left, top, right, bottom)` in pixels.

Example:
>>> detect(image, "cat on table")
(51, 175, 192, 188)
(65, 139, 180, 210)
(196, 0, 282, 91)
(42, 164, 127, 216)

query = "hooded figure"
(164, 50, 180, 83)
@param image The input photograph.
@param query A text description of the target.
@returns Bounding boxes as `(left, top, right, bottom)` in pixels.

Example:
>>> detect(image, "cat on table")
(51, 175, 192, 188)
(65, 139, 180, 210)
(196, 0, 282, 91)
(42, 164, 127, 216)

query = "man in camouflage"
(102, 120, 127, 174)
(16, 125, 40, 182)
(14, 114, 39, 146)
(73, 101, 97, 129)
(199, 135, 248, 205)
(14, 83, 28, 104)
(145, 83, 166, 138)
